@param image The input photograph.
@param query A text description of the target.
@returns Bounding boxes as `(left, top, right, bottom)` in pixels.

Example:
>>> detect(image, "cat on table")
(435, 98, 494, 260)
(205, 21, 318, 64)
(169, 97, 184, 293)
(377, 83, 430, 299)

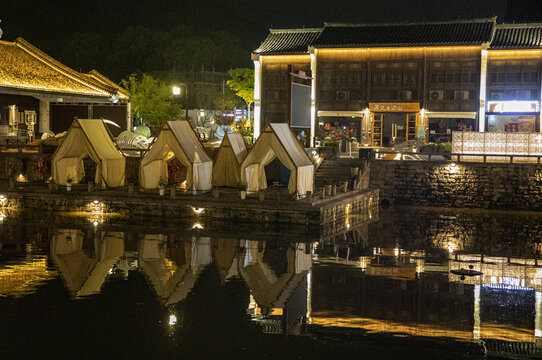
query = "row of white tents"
(51, 230, 312, 309)
(51, 119, 314, 195)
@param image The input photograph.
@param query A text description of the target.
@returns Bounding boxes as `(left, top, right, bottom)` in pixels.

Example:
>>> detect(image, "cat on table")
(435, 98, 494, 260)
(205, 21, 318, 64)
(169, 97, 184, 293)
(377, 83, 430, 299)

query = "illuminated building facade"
(253, 18, 542, 147)
(0, 38, 130, 140)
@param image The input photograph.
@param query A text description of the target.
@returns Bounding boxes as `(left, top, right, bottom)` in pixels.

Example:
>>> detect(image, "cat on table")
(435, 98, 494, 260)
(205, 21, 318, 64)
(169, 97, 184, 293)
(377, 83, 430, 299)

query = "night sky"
(1, 0, 508, 42)
(0, 0, 509, 79)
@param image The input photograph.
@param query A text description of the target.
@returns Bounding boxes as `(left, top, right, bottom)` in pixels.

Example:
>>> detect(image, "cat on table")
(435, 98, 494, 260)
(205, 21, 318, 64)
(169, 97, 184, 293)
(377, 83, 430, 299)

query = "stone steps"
(314, 158, 357, 188)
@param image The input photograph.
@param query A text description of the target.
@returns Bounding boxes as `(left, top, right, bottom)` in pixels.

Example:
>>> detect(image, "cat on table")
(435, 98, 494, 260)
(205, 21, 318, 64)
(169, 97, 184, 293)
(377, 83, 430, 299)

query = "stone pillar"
(473, 284, 480, 340)
(126, 102, 132, 131)
(38, 100, 50, 134)
(253, 56, 262, 140)
(310, 49, 317, 147)
(536, 291, 542, 338)
(478, 48, 488, 132)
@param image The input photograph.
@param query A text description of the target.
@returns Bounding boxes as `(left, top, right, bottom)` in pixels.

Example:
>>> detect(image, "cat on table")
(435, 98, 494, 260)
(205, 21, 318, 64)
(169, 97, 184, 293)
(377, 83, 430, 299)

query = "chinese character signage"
(487, 101, 539, 113)
(369, 102, 420, 112)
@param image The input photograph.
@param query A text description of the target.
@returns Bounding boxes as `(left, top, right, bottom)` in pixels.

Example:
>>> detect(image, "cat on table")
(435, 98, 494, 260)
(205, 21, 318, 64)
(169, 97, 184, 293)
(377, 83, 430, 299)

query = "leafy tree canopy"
(121, 73, 182, 125)
(227, 68, 254, 106)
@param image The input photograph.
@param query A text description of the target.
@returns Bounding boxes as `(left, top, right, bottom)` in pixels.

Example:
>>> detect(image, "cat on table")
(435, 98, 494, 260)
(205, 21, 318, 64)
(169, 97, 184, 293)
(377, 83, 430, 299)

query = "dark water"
(1, 207, 542, 359)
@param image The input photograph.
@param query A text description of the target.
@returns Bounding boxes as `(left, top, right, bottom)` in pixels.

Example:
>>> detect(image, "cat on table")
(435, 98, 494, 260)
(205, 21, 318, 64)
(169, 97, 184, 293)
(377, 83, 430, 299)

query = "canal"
(1, 207, 541, 359)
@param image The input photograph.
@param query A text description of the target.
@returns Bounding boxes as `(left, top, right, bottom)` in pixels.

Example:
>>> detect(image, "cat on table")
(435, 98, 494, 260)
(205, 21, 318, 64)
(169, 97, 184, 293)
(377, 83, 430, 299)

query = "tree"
(121, 73, 182, 125)
(227, 68, 254, 120)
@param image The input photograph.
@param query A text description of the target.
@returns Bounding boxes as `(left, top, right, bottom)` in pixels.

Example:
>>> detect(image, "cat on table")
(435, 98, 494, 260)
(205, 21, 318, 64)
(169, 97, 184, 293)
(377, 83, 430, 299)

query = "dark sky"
(2, 0, 508, 49)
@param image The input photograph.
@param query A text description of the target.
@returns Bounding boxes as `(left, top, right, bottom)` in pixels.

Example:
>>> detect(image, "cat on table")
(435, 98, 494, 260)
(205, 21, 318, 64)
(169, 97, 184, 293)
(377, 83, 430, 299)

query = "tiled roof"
(491, 23, 542, 49)
(86, 70, 130, 100)
(504, 0, 542, 24)
(0, 38, 128, 100)
(254, 28, 321, 55)
(312, 18, 496, 48)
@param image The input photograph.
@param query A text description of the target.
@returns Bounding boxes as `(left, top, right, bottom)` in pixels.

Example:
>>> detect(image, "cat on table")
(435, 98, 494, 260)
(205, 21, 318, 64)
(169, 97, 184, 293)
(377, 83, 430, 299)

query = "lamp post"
(172, 84, 188, 119)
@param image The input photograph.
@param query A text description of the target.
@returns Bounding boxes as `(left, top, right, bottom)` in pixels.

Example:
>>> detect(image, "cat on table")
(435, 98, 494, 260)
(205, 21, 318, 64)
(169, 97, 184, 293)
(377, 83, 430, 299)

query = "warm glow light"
(92, 221, 99, 226)
(16, 174, 26, 182)
(450, 163, 456, 167)
(199, 111, 205, 117)
(0, 213, 5, 222)
(172, 86, 181, 95)
(0, 195, 6, 203)
(394, 153, 402, 160)
(448, 243, 455, 253)
(169, 314, 177, 325)
(487, 100, 539, 113)
(192, 223, 203, 229)
(93, 200, 99, 205)
(394, 248, 399, 256)
(192, 207, 205, 214)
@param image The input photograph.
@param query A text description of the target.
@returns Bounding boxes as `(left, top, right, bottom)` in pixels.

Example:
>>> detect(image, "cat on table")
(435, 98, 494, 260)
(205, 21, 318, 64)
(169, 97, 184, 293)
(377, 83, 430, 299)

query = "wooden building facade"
(253, 18, 542, 147)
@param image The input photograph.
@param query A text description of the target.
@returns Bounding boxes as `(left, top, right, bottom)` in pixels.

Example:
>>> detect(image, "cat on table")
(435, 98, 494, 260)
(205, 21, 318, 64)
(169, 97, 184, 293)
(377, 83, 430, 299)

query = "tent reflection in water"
(52, 119, 126, 187)
(139, 234, 212, 305)
(51, 229, 124, 298)
(239, 241, 312, 314)
(240, 123, 314, 196)
(212, 133, 248, 187)
(140, 121, 213, 191)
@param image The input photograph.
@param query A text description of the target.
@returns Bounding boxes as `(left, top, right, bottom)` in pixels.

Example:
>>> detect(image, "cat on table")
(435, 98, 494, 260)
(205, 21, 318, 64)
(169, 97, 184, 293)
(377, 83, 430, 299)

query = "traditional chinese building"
(0, 38, 130, 141)
(253, 17, 542, 147)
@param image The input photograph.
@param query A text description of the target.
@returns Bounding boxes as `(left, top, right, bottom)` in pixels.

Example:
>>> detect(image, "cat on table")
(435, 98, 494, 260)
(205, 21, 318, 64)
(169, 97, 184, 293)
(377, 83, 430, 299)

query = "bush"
(422, 142, 452, 154)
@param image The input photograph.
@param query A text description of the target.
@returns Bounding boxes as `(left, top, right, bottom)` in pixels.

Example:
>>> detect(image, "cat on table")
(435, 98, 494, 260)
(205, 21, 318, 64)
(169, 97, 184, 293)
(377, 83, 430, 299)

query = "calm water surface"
(1, 207, 542, 359)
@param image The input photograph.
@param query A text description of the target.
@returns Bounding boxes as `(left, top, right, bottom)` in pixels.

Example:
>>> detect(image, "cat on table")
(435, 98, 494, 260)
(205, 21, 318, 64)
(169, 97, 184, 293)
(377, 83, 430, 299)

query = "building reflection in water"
(3, 208, 542, 358)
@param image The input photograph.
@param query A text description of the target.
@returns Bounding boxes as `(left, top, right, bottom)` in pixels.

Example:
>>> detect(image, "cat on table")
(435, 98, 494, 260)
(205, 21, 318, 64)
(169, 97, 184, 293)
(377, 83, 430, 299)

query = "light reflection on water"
(1, 207, 542, 358)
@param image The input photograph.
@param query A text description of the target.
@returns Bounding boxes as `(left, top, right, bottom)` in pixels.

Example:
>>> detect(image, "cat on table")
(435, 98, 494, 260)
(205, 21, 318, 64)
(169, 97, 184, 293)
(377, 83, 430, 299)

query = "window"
(506, 73, 521, 82)
(453, 73, 461, 84)
(489, 73, 497, 83)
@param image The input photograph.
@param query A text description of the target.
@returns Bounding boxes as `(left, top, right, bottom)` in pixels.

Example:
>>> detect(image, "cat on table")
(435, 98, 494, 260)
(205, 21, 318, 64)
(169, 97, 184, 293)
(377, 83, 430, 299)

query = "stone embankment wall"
(0, 187, 379, 228)
(370, 160, 542, 211)
(0, 152, 140, 184)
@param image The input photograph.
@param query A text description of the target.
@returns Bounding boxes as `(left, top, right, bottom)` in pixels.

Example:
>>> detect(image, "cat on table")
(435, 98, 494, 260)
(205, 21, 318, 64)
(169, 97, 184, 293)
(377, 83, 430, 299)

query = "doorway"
(372, 113, 417, 147)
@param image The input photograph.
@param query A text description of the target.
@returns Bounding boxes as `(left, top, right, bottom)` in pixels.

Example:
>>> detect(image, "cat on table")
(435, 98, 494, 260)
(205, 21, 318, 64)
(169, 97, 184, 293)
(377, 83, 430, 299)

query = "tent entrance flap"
(140, 121, 213, 191)
(240, 123, 314, 195)
(52, 119, 126, 187)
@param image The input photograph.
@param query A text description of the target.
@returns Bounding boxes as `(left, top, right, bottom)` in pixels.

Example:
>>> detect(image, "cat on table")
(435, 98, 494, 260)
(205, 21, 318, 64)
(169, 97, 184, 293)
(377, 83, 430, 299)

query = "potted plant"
(350, 161, 359, 177)
(238, 181, 248, 200)
(66, 175, 74, 192)
(324, 178, 333, 195)
(158, 176, 168, 196)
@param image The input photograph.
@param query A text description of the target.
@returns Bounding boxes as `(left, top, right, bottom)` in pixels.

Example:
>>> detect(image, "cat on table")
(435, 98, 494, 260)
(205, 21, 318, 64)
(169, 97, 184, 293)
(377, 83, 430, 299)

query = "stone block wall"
(0, 153, 47, 182)
(0, 152, 141, 185)
(370, 160, 542, 211)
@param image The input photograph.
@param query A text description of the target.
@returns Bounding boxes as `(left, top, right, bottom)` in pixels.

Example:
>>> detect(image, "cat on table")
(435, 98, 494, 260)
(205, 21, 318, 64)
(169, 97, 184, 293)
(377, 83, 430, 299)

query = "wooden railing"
(374, 149, 542, 164)
(452, 152, 542, 164)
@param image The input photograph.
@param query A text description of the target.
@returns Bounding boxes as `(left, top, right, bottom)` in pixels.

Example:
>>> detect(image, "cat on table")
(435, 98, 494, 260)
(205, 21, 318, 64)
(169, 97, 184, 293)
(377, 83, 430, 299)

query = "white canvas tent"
(140, 121, 213, 191)
(239, 241, 311, 312)
(240, 123, 314, 195)
(139, 235, 211, 305)
(212, 133, 248, 187)
(51, 229, 124, 298)
(52, 119, 126, 187)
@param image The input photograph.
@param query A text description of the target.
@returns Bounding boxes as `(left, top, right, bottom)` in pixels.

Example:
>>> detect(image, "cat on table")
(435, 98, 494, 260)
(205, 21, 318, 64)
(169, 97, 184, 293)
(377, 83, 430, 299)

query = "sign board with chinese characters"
(369, 102, 420, 113)
(487, 101, 539, 113)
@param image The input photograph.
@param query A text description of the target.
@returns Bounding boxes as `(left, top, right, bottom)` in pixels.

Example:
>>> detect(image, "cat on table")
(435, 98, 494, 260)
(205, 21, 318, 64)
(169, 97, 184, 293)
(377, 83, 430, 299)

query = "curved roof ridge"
(323, 17, 497, 28)
(269, 28, 322, 33)
(496, 22, 542, 28)
(14, 37, 110, 97)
